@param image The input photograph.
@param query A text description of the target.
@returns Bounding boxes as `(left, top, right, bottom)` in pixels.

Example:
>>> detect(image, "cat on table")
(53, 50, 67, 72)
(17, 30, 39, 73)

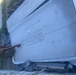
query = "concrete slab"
(0, 71, 75, 75)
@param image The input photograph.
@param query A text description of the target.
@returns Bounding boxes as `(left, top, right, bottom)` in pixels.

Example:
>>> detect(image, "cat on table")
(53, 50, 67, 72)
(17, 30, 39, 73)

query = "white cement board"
(7, 0, 76, 64)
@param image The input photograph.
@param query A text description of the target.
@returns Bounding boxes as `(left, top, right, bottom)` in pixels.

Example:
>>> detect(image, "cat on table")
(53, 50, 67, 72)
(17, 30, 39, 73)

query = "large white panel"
(7, 0, 76, 64)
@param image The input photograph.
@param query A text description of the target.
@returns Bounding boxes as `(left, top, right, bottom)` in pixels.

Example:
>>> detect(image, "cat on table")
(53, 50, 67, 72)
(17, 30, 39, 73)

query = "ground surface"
(3, 58, 18, 70)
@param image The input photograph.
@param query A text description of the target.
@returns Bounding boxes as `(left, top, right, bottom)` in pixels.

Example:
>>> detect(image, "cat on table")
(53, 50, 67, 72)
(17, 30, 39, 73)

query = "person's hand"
(15, 44, 21, 47)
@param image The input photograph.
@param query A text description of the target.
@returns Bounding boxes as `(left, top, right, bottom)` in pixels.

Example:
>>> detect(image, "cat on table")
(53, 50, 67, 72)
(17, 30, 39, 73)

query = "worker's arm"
(0, 46, 11, 48)
(0, 44, 21, 48)
(3, 44, 21, 52)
